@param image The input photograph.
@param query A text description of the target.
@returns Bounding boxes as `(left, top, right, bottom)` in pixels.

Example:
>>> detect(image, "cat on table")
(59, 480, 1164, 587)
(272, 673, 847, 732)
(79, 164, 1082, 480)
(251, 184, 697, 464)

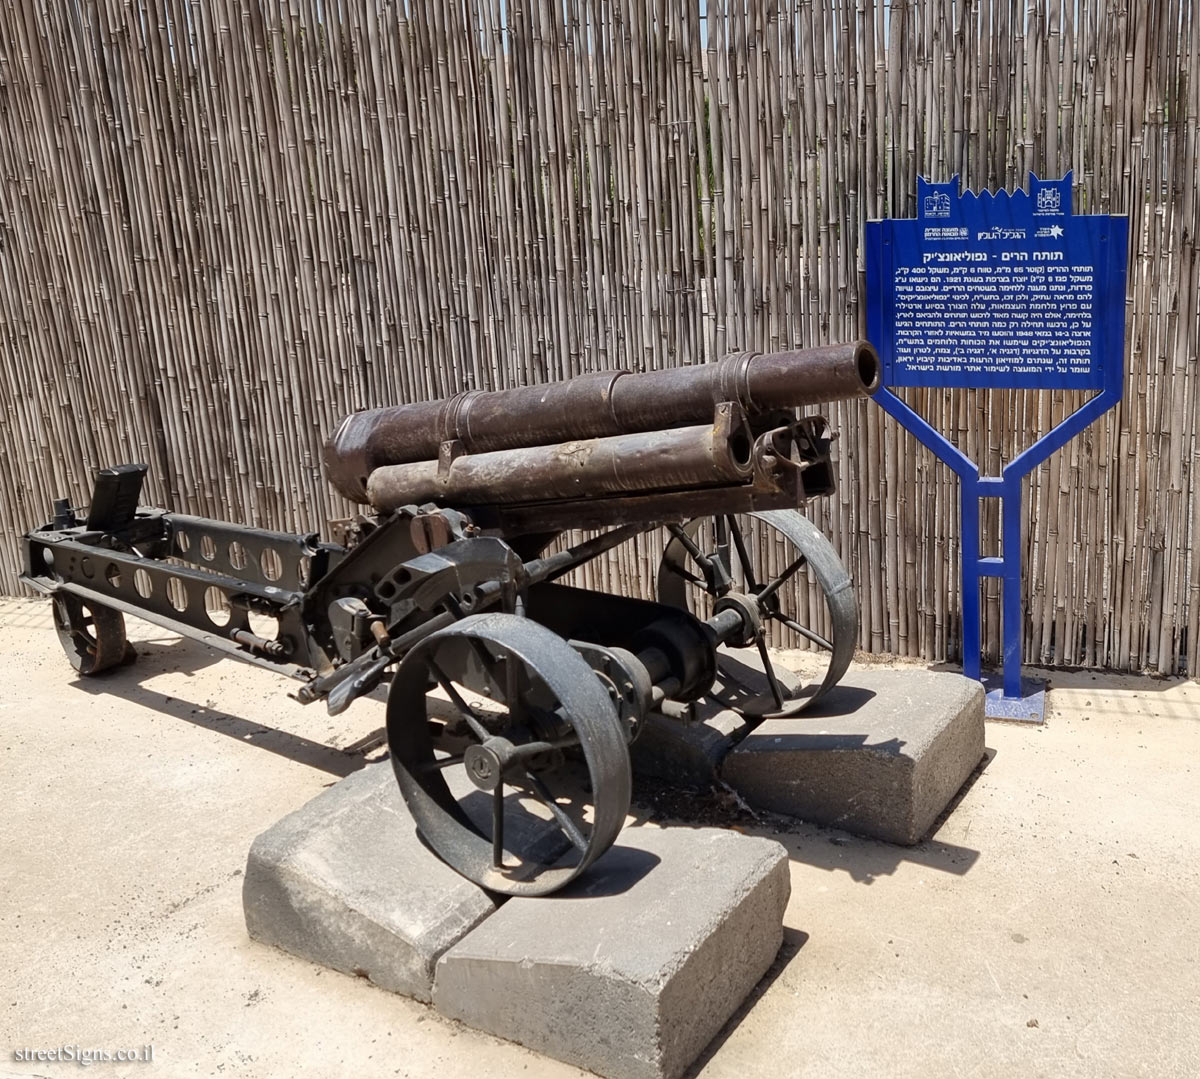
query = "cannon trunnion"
(22, 344, 878, 896)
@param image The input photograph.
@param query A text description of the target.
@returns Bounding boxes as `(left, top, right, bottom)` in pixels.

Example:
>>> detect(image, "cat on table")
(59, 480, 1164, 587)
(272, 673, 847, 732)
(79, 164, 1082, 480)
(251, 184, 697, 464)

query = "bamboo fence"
(0, 1, 1197, 674)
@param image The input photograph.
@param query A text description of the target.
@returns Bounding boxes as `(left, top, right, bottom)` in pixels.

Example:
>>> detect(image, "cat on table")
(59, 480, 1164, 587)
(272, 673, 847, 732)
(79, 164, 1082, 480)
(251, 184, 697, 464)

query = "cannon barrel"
(366, 423, 755, 511)
(324, 341, 879, 503)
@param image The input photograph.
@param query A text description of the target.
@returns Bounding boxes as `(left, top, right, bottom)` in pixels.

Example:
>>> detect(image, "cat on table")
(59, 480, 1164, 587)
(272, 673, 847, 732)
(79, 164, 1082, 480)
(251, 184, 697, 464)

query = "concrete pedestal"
(243, 762, 496, 1001)
(244, 766, 790, 1079)
(721, 668, 985, 843)
(434, 827, 789, 1079)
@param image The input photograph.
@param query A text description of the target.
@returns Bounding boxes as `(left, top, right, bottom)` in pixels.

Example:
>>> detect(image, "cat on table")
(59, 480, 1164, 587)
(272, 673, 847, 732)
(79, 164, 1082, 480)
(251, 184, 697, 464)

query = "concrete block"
(630, 703, 748, 787)
(721, 668, 985, 844)
(243, 761, 496, 1002)
(630, 647, 804, 787)
(434, 826, 790, 1079)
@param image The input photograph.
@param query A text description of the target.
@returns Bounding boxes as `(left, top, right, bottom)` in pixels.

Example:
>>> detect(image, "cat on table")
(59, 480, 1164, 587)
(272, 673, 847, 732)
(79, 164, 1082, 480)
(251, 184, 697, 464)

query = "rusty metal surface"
(22, 341, 868, 896)
(365, 421, 754, 512)
(325, 342, 879, 502)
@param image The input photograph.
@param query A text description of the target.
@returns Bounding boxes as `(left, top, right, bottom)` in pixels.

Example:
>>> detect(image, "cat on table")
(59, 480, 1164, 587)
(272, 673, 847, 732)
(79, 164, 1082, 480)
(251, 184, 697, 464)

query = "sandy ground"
(2, 594, 1198, 1079)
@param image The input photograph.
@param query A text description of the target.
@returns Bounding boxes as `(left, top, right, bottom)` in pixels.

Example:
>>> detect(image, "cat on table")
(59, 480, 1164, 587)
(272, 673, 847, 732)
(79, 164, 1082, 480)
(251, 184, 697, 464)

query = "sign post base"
(982, 674, 1047, 724)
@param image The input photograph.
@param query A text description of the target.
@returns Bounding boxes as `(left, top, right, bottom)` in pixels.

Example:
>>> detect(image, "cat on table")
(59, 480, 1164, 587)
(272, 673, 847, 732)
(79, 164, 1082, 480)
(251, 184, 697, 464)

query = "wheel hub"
(463, 738, 514, 791)
(713, 591, 763, 648)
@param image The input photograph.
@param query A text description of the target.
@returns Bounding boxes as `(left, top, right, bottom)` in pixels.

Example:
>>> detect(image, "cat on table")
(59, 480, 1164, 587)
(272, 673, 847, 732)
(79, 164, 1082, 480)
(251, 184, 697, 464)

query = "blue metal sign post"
(865, 174, 1128, 721)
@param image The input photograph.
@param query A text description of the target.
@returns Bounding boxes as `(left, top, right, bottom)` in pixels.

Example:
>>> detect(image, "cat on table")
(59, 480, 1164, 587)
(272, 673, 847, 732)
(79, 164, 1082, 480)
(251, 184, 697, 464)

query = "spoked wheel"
(657, 509, 857, 718)
(388, 612, 631, 896)
(51, 593, 132, 675)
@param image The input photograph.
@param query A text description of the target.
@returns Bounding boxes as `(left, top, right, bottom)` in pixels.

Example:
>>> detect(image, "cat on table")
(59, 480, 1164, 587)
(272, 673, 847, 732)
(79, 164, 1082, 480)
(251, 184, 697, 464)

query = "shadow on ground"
(67, 633, 373, 778)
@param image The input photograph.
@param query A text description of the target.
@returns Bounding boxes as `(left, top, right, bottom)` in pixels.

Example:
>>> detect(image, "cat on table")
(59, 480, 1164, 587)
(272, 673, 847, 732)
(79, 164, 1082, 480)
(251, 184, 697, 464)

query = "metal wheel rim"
(657, 510, 857, 717)
(51, 594, 128, 676)
(387, 612, 631, 896)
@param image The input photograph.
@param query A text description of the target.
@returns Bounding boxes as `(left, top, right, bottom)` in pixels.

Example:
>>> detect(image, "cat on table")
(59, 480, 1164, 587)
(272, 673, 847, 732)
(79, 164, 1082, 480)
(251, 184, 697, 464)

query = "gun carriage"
(22, 343, 879, 896)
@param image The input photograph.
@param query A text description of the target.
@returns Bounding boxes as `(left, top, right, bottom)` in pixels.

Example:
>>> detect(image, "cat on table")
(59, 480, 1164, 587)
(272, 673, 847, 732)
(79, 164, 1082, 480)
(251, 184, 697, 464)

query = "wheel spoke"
(754, 635, 787, 710)
(769, 611, 833, 650)
(507, 739, 572, 762)
(714, 515, 731, 578)
(667, 523, 714, 580)
(756, 552, 808, 605)
(417, 754, 466, 773)
(427, 659, 492, 742)
(670, 565, 706, 587)
(522, 769, 590, 852)
(492, 782, 505, 868)
(504, 653, 521, 721)
(726, 516, 761, 592)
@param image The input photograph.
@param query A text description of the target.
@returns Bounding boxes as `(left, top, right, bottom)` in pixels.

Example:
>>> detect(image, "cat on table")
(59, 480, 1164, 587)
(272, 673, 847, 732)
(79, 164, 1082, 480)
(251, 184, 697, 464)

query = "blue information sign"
(864, 175, 1128, 721)
(865, 172, 1126, 391)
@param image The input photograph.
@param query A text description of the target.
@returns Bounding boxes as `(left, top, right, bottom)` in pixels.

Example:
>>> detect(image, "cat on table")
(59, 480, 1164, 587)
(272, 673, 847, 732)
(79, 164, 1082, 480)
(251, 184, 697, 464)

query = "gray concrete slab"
(243, 760, 496, 1002)
(433, 826, 790, 1079)
(721, 668, 984, 843)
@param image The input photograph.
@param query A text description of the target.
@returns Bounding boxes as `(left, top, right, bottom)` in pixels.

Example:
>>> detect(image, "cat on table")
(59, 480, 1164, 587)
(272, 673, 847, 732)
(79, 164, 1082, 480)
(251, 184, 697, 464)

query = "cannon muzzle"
(325, 342, 879, 503)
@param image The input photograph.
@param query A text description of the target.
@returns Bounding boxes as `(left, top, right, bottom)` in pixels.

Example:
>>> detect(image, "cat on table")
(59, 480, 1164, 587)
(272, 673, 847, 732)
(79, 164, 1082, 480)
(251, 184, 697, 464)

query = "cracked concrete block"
(433, 826, 790, 1079)
(721, 668, 985, 844)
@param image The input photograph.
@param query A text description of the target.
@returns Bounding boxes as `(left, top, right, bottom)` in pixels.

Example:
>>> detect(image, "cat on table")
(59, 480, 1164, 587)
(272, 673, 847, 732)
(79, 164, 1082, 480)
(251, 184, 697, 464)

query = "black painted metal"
(22, 346, 867, 895)
(388, 613, 632, 896)
(658, 509, 858, 716)
(51, 592, 132, 675)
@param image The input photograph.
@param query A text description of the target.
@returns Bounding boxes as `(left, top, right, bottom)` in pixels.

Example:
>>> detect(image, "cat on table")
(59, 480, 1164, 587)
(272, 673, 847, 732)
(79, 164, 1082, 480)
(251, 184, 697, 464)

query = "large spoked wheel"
(657, 509, 857, 718)
(388, 612, 631, 896)
(51, 593, 132, 675)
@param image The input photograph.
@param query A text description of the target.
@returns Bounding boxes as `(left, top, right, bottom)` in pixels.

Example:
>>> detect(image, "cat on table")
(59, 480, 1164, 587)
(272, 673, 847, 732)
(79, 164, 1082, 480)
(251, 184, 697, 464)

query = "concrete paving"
(722, 668, 985, 842)
(3, 596, 1200, 1078)
(434, 827, 789, 1079)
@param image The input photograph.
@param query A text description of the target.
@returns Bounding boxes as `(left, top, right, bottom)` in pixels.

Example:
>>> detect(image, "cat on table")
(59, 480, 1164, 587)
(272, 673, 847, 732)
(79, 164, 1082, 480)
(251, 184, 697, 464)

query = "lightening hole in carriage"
(260, 547, 283, 581)
(166, 577, 188, 612)
(80, 557, 94, 579)
(199, 535, 216, 561)
(133, 568, 153, 598)
(228, 541, 248, 571)
(175, 531, 192, 555)
(376, 580, 397, 600)
(204, 587, 231, 627)
(248, 611, 279, 640)
(105, 563, 121, 589)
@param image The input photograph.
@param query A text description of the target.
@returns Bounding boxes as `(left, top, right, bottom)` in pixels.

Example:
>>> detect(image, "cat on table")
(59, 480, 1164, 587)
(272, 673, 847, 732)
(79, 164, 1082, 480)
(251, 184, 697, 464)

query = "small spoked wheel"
(657, 509, 857, 718)
(51, 593, 132, 675)
(388, 612, 631, 896)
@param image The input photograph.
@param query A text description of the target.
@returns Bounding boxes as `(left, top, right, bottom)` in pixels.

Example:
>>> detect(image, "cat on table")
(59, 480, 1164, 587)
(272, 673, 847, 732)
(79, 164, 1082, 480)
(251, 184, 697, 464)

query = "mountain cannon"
(22, 342, 879, 896)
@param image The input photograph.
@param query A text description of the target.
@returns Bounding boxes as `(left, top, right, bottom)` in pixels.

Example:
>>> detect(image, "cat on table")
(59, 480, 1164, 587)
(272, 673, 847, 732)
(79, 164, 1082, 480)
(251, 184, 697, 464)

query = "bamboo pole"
(0, 0, 1197, 676)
